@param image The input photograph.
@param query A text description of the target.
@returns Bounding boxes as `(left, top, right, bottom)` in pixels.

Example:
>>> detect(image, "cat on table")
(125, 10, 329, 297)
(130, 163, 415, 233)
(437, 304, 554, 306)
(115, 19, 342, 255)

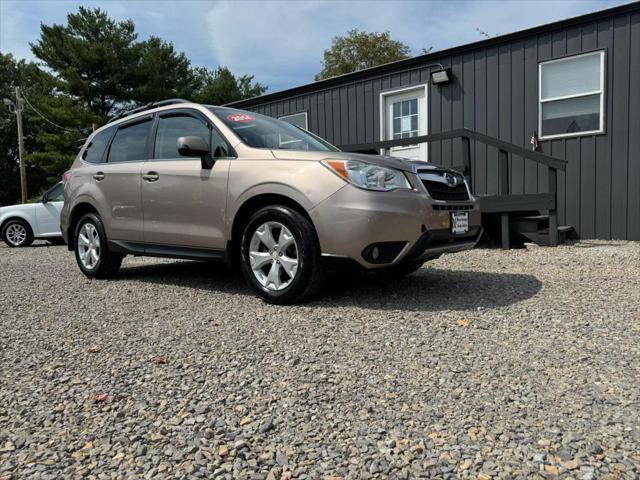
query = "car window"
(107, 120, 151, 162)
(155, 115, 209, 159)
(47, 183, 64, 202)
(82, 127, 113, 164)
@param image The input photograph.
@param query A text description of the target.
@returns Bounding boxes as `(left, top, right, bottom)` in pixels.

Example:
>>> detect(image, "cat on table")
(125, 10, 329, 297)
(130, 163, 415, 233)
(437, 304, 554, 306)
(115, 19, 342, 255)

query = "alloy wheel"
(5, 223, 27, 246)
(77, 223, 101, 270)
(249, 221, 299, 291)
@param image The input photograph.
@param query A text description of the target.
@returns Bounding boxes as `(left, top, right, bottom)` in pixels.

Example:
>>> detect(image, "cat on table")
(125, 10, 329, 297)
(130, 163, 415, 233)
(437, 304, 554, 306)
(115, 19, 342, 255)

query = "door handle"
(142, 171, 159, 182)
(93, 172, 105, 181)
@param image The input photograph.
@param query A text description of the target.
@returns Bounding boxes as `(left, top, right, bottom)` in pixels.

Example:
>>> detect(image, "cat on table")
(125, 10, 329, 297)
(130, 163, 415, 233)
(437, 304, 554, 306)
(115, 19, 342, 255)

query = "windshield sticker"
(227, 113, 255, 123)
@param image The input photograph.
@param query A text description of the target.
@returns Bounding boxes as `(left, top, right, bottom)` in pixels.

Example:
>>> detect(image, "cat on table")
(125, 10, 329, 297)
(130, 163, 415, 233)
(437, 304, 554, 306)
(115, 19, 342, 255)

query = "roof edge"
(228, 0, 639, 108)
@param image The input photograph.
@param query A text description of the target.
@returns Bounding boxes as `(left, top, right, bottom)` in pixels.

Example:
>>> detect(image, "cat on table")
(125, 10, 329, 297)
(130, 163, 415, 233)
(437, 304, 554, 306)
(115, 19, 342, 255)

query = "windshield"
(209, 107, 339, 152)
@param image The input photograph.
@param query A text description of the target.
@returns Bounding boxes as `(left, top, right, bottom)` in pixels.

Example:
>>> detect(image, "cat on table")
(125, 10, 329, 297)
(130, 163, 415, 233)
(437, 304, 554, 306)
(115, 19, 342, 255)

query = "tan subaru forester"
(60, 100, 481, 304)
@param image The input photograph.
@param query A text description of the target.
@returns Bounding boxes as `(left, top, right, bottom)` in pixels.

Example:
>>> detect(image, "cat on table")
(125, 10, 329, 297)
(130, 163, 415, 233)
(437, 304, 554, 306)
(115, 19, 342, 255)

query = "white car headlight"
(322, 159, 411, 192)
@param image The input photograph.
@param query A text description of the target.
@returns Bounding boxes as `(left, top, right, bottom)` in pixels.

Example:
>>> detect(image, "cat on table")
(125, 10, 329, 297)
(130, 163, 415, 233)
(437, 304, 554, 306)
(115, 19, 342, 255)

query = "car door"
(36, 182, 65, 236)
(142, 109, 232, 249)
(91, 117, 152, 242)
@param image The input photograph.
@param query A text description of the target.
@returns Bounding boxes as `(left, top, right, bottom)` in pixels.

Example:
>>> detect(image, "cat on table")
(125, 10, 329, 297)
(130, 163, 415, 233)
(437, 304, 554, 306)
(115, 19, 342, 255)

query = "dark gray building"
(229, 2, 640, 241)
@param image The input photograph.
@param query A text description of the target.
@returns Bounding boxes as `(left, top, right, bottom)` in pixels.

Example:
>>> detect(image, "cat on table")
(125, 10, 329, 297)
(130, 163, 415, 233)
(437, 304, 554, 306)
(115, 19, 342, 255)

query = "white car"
(0, 182, 65, 247)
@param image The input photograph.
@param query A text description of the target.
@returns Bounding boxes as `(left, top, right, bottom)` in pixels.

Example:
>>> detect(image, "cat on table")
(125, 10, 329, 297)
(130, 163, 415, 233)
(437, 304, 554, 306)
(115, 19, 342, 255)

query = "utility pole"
(15, 87, 27, 203)
(3, 87, 27, 203)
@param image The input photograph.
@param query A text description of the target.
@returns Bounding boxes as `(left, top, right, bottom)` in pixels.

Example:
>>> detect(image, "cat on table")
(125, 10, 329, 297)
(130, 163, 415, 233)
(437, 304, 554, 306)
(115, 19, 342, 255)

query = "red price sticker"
(227, 113, 255, 123)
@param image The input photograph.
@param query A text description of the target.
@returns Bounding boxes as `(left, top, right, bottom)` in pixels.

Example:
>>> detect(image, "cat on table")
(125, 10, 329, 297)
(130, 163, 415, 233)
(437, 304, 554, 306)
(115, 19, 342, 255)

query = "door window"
(107, 120, 151, 162)
(392, 99, 419, 139)
(155, 115, 210, 160)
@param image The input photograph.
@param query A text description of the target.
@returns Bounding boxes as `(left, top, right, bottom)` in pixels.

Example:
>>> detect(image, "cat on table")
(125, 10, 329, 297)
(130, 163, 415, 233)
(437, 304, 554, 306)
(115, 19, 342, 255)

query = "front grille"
(422, 180, 470, 201)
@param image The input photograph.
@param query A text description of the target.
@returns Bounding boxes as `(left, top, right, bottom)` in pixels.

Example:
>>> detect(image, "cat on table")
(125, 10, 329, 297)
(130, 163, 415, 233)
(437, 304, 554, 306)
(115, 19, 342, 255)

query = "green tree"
(31, 7, 141, 118)
(315, 29, 411, 81)
(132, 36, 195, 103)
(191, 66, 267, 105)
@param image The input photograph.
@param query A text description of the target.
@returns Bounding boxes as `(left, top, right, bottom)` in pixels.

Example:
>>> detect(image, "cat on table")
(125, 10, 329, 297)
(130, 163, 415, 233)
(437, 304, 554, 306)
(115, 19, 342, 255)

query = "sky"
(0, 0, 631, 94)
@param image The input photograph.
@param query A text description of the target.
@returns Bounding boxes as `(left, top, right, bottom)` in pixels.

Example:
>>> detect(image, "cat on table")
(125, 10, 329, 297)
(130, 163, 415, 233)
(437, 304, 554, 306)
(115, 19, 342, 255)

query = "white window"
(539, 51, 604, 139)
(392, 99, 419, 139)
(279, 112, 308, 130)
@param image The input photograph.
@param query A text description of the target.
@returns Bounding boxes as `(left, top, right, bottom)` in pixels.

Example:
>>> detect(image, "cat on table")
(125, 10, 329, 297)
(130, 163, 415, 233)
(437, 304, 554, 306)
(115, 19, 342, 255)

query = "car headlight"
(322, 159, 411, 191)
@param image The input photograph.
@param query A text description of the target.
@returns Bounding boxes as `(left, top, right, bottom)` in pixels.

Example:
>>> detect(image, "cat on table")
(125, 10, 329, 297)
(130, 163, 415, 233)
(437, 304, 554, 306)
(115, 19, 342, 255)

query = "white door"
(382, 87, 427, 161)
(36, 182, 64, 236)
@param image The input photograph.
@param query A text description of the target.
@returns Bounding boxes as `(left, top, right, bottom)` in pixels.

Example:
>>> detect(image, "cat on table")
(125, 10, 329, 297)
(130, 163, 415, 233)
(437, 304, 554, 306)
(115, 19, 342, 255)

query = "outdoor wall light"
(430, 68, 451, 85)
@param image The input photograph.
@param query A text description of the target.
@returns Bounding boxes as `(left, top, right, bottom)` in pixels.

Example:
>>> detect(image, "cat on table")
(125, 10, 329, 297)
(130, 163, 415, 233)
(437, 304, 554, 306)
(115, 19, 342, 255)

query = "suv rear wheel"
(240, 205, 323, 304)
(74, 213, 123, 278)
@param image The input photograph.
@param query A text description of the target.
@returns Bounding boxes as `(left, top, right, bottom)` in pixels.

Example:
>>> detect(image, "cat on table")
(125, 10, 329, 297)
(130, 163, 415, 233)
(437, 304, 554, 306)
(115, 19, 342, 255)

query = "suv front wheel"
(240, 205, 324, 304)
(74, 213, 123, 278)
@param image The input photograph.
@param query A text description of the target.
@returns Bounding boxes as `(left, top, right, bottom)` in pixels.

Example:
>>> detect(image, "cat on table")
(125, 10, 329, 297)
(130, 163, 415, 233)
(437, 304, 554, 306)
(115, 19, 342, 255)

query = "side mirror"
(177, 136, 214, 169)
(41, 194, 48, 204)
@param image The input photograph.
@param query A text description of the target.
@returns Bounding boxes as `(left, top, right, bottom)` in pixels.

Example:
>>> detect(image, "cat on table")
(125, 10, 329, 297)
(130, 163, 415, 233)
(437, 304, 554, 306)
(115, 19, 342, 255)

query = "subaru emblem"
(444, 173, 458, 187)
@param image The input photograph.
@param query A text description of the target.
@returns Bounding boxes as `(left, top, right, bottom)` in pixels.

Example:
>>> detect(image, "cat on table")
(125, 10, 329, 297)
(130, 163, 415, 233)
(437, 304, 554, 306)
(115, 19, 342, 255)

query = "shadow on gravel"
(317, 268, 542, 311)
(118, 261, 542, 312)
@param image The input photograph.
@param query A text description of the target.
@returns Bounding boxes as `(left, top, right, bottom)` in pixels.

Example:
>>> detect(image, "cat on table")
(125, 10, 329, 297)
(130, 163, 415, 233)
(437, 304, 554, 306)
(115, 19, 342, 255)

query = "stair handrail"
(338, 128, 565, 247)
(338, 128, 567, 171)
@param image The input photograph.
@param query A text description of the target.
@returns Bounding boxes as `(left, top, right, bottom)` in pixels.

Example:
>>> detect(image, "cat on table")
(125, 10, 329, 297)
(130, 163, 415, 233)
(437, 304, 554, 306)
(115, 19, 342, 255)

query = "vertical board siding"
(580, 22, 598, 239)
(523, 37, 539, 195)
(628, 13, 640, 240)
(474, 49, 488, 194)
(595, 19, 613, 239)
(511, 41, 525, 195)
(486, 47, 500, 195)
(565, 26, 582, 234)
(611, 15, 630, 239)
(240, 9, 638, 240)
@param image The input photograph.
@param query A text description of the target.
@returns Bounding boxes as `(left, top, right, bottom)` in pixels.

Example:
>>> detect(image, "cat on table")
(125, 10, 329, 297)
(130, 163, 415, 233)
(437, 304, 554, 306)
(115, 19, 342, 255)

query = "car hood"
(269, 149, 455, 174)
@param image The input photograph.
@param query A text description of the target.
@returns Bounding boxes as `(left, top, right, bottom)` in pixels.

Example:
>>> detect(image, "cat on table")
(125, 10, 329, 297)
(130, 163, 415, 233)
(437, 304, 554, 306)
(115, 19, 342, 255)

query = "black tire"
(375, 260, 425, 278)
(2, 218, 34, 248)
(240, 205, 324, 304)
(74, 213, 123, 279)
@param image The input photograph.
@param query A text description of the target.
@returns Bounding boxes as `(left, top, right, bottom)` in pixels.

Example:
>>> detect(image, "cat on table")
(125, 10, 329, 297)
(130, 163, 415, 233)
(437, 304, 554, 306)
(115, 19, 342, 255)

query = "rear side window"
(154, 115, 210, 159)
(82, 127, 113, 164)
(108, 120, 151, 162)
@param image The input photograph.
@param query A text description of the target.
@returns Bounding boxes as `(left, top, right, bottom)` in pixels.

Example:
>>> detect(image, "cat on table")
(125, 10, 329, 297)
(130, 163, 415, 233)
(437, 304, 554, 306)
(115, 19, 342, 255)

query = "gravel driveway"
(0, 241, 638, 479)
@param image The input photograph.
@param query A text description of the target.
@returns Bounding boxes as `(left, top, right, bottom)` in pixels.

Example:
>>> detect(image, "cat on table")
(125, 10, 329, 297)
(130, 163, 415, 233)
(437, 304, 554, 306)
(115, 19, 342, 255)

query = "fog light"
(362, 241, 407, 264)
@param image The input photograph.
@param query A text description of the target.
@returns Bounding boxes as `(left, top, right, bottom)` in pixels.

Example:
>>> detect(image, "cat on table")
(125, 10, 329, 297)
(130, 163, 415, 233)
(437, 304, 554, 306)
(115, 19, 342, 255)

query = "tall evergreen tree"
(191, 66, 267, 105)
(31, 7, 141, 118)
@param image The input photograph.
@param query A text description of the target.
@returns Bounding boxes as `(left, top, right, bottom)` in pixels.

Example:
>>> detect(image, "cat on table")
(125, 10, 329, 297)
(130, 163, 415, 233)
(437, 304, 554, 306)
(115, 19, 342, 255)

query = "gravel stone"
(0, 240, 638, 478)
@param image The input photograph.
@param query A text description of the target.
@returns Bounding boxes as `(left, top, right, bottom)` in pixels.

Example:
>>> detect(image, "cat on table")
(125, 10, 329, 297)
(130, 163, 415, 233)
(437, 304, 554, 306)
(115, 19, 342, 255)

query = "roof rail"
(107, 98, 191, 124)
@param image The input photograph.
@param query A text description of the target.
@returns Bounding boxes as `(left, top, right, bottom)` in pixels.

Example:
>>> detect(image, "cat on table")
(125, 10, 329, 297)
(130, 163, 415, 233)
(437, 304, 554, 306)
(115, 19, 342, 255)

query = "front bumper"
(309, 184, 481, 269)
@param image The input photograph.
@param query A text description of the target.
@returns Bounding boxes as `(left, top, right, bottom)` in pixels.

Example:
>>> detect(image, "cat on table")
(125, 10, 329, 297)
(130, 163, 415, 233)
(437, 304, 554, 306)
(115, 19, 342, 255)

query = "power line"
(21, 92, 83, 134)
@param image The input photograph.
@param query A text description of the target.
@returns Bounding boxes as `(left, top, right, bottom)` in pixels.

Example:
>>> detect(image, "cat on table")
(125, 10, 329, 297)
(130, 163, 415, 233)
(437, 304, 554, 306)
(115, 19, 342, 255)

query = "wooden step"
(517, 225, 574, 246)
